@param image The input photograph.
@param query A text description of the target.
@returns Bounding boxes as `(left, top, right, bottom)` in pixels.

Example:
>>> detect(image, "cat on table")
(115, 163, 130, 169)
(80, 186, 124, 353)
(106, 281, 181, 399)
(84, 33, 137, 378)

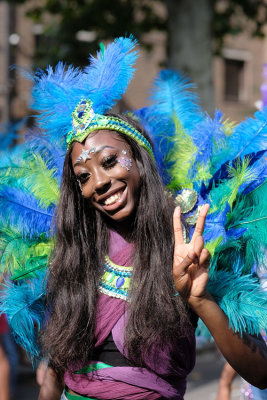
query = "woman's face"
(71, 130, 141, 223)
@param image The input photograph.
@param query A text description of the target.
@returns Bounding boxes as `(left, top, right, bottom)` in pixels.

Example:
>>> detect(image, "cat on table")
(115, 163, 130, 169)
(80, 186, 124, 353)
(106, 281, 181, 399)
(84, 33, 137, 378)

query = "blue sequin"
(78, 111, 84, 118)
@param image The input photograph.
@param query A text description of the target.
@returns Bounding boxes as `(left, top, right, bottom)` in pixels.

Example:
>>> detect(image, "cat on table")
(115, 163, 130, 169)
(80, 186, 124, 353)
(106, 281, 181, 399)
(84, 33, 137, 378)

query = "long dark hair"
(41, 115, 191, 374)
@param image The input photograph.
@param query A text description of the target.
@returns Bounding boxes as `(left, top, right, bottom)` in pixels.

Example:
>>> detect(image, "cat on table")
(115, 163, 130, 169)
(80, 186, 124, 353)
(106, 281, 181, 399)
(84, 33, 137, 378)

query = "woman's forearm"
(189, 292, 267, 389)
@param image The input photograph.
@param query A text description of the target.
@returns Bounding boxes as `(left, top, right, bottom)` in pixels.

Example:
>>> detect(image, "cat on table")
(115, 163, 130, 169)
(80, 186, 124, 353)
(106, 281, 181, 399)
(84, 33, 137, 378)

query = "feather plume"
(0, 272, 47, 359)
(208, 271, 267, 335)
(83, 36, 139, 113)
(31, 37, 139, 142)
(227, 107, 267, 160)
(18, 154, 59, 208)
(25, 129, 65, 181)
(137, 70, 203, 186)
(0, 186, 54, 238)
(148, 70, 203, 131)
(0, 223, 52, 279)
(189, 111, 236, 186)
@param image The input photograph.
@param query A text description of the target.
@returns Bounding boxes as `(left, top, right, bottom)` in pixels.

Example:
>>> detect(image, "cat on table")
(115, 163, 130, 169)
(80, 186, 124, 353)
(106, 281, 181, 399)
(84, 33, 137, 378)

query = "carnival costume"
(0, 37, 267, 399)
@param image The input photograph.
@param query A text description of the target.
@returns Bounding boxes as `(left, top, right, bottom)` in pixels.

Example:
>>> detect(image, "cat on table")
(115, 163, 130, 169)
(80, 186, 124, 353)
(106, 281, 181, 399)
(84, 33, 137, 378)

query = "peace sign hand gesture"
(173, 204, 211, 306)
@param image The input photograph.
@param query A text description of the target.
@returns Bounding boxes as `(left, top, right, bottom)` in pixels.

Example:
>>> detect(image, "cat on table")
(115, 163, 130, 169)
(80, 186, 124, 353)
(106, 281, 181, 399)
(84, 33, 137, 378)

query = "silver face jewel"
(122, 150, 127, 155)
(76, 149, 91, 163)
(76, 147, 97, 163)
(117, 156, 133, 171)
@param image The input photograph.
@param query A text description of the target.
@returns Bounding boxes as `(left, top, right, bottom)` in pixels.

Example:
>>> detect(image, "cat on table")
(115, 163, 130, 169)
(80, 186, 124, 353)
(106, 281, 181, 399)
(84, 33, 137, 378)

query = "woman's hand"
(173, 204, 210, 305)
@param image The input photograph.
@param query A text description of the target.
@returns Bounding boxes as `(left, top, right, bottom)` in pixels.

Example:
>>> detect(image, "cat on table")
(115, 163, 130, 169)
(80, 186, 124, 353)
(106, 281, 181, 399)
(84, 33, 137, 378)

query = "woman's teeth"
(104, 192, 122, 205)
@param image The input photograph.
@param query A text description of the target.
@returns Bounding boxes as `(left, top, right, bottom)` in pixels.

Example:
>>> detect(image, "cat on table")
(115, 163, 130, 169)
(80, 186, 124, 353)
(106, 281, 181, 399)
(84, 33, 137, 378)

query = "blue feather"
(189, 110, 227, 171)
(148, 70, 203, 131)
(227, 107, 267, 159)
(0, 272, 47, 359)
(25, 130, 65, 184)
(83, 36, 139, 113)
(136, 70, 203, 184)
(203, 204, 229, 243)
(0, 186, 54, 238)
(31, 37, 138, 142)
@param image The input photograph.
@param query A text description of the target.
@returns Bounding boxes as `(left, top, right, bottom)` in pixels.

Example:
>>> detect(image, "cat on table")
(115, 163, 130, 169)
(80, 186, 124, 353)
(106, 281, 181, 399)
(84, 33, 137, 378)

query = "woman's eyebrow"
(95, 145, 116, 154)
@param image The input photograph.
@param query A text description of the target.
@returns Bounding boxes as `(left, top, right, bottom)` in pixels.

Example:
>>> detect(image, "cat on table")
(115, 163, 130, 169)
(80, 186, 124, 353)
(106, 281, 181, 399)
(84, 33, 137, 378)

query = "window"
(224, 58, 245, 102)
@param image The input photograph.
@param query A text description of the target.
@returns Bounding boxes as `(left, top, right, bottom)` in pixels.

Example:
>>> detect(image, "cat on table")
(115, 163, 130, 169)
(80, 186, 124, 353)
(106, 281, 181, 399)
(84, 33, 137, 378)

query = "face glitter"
(117, 150, 133, 171)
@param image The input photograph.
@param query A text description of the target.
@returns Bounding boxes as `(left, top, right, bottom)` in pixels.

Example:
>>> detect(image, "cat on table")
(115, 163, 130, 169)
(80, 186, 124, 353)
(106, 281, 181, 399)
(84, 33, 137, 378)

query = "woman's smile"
(99, 187, 127, 209)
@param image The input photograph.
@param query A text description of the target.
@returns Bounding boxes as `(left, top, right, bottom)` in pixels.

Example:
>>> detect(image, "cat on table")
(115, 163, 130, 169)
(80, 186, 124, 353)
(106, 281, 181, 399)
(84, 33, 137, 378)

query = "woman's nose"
(94, 169, 111, 194)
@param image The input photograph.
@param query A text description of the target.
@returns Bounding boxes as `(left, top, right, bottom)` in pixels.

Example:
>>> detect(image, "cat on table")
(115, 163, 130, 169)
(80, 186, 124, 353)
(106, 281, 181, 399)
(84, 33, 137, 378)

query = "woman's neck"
(107, 217, 135, 243)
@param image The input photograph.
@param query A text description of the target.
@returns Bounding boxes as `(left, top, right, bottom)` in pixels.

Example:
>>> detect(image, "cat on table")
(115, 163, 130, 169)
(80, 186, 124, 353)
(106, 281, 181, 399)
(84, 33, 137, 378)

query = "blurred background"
(0, 0, 267, 399)
(1, 0, 267, 126)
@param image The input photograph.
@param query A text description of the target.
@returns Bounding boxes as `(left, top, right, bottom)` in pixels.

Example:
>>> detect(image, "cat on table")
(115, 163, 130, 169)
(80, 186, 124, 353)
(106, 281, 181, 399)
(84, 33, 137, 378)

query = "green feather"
(167, 115, 196, 190)
(0, 154, 59, 208)
(208, 157, 258, 212)
(17, 154, 59, 208)
(0, 224, 52, 279)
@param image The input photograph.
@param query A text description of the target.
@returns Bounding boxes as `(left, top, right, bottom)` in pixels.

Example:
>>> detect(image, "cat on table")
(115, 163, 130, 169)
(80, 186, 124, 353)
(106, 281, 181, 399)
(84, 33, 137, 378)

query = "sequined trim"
(66, 99, 155, 160)
(98, 256, 132, 301)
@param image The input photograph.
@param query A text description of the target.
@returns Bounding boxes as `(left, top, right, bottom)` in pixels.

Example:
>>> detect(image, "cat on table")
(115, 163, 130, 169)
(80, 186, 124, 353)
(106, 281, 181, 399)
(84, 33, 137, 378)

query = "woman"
(37, 111, 267, 399)
(0, 37, 266, 400)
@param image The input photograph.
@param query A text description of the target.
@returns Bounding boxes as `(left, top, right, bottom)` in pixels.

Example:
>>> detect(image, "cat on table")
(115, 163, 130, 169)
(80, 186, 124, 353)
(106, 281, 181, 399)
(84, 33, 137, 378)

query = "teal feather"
(208, 271, 267, 335)
(209, 179, 267, 276)
(0, 272, 47, 359)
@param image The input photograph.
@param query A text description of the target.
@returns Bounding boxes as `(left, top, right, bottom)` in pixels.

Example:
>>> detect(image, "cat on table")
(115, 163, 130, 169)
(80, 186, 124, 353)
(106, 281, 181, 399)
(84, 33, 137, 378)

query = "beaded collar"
(99, 255, 132, 301)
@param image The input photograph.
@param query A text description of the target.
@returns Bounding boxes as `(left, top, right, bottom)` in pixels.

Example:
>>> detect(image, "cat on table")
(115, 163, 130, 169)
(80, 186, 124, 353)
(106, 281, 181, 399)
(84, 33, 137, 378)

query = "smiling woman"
(71, 130, 141, 223)
(1, 37, 267, 400)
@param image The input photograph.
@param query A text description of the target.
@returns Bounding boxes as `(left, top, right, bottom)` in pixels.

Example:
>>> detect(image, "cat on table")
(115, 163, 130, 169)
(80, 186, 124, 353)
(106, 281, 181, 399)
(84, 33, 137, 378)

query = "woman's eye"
(77, 173, 90, 184)
(102, 154, 117, 169)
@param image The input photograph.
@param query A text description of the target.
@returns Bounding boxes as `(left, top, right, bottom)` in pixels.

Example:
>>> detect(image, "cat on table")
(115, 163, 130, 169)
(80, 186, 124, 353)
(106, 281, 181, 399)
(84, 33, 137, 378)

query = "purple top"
(64, 231, 196, 399)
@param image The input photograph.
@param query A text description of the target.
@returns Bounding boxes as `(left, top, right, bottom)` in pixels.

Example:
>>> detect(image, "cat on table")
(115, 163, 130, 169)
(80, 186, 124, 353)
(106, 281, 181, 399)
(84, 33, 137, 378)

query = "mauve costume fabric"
(64, 231, 196, 399)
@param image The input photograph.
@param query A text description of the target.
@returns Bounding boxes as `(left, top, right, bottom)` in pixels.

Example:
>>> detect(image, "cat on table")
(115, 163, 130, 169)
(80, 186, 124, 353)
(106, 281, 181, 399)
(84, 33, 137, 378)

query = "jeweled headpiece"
(66, 98, 154, 158)
(30, 36, 154, 159)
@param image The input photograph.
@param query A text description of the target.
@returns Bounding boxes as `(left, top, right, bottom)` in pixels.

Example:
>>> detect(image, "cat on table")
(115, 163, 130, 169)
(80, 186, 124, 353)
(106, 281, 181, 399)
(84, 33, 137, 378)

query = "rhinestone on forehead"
(76, 149, 91, 163)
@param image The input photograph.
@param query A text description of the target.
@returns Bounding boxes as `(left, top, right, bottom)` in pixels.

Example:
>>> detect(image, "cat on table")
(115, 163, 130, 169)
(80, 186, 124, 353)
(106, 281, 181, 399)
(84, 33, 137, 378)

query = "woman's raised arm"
(173, 205, 267, 389)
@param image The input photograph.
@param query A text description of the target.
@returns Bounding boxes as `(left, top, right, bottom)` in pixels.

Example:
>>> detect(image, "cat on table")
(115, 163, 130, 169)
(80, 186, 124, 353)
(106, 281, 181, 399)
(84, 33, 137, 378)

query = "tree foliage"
(7, 0, 166, 67)
(212, 0, 267, 53)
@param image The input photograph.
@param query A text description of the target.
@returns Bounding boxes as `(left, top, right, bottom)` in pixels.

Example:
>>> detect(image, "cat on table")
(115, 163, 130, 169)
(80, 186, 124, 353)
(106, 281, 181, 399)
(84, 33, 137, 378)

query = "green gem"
(106, 272, 116, 284)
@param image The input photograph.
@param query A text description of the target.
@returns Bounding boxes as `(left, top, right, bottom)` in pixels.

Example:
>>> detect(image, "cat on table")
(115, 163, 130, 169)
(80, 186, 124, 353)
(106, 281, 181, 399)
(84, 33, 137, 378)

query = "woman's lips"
(101, 187, 127, 211)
